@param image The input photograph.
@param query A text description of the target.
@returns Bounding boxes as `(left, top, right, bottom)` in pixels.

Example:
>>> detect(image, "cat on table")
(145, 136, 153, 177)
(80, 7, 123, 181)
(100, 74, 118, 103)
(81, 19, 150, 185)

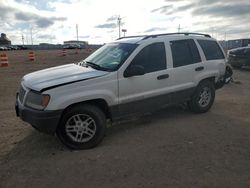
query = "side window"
(170, 39, 201, 68)
(130, 42, 166, 73)
(198, 40, 225, 60)
(244, 48, 250, 55)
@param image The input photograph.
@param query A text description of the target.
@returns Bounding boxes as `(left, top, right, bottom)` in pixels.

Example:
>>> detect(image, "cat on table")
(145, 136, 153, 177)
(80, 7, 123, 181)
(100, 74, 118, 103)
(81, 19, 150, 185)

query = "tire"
(57, 104, 106, 150)
(188, 80, 215, 113)
(224, 65, 233, 84)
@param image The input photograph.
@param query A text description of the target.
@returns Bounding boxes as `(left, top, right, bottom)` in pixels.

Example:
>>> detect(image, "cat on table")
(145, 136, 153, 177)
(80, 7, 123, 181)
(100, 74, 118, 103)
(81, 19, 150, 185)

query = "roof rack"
(143, 32, 211, 40)
(116, 35, 147, 40)
(116, 32, 211, 41)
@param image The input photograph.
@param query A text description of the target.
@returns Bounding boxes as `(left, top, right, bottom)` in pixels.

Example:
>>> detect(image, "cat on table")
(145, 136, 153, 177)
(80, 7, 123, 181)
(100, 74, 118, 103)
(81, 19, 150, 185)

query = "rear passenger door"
(166, 39, 203, 103)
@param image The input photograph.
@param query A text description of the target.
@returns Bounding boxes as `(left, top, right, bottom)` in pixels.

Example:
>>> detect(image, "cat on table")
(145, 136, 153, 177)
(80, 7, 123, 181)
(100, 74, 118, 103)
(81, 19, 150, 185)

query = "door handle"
(195, 66, 204, 71)
(157, 74, 169, 80)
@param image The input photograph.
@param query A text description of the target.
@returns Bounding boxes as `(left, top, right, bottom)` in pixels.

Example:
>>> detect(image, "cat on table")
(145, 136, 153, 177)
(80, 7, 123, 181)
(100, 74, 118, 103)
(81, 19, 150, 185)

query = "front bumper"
(15, 94, 63, 134)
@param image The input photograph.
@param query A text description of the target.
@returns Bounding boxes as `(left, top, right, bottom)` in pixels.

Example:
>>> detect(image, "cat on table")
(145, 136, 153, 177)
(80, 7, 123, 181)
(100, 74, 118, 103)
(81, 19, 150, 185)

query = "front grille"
(19, 86, 26, 104)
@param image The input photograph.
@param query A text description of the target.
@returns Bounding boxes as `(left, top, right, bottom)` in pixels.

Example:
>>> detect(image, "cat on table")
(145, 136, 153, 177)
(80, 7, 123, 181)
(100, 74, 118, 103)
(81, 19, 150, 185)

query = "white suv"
(15, 33, 228, 149)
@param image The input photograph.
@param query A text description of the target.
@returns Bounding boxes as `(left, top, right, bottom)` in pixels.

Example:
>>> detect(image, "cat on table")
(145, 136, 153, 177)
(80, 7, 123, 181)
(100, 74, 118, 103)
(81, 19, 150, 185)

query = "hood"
(22, 63, 108, 92)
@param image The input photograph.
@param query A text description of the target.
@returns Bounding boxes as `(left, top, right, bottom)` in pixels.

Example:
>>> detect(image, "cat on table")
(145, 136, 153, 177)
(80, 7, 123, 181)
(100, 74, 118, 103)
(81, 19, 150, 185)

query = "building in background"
(227, 39, 250, 49)
(219, 38, 250, 50)
(0, 33, 11, 45)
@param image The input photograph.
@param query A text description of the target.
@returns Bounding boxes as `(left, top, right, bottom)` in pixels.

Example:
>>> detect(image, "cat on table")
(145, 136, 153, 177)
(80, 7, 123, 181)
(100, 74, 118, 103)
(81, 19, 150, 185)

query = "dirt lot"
(0, 50, 250, 188)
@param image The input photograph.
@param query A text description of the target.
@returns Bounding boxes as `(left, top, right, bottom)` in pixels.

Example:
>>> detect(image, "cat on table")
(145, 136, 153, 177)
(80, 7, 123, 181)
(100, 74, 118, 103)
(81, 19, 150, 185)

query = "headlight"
(25, 91, 50, 110)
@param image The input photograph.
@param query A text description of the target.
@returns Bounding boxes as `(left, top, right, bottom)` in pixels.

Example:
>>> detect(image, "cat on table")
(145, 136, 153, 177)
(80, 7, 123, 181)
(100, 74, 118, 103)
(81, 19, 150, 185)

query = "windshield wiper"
(84, 61, 110, 71)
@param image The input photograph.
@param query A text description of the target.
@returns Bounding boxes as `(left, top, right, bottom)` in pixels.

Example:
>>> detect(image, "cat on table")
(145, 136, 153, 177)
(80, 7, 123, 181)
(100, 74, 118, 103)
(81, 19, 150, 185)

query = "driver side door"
(117, 42, 170, 117)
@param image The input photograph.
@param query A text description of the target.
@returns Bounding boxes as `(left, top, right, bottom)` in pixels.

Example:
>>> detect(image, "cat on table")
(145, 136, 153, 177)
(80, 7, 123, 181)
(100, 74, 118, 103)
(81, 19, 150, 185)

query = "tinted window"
(130, 43, 166, 73)
(198, 40, 225, 60)
(244, 48, 250, 56)
(170, 39, 201, 68)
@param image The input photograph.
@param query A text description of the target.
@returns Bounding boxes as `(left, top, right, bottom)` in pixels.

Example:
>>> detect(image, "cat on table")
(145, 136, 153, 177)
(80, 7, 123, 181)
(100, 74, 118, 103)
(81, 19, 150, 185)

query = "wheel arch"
(59, 99, 112, 122)
(198, 76, 215, 86)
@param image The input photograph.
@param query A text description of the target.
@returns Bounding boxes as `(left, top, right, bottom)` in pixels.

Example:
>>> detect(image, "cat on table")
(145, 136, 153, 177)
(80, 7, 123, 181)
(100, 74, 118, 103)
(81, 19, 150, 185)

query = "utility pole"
(26, 33, 29, 45)
(76, 24, 79, 41)
(117, 16, 121, 38)
(30, 28, 33, 45)
(177, 24, 182, 33)
(22, 34, 24, 45)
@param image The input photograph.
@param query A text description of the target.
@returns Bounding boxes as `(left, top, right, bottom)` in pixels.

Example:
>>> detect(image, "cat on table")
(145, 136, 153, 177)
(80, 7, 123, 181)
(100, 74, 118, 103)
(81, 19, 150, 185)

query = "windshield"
(81, 43, 138, 71)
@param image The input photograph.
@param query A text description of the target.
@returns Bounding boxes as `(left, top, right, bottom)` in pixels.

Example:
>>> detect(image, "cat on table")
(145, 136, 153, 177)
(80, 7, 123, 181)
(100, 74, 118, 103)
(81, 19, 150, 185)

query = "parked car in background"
(8, 46, 19, 50)
(17, 45, 28, 50)
(0, 46, 8, 51)
(228, 46, 250, 68)
(63, 44, 81, 49)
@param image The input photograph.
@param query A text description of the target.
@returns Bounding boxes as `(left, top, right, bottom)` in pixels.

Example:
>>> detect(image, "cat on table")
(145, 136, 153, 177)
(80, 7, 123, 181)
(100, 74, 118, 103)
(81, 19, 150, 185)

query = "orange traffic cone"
(0, 53, 9, 67)
(29, 51, 35, 61)
(62, 49, 66, 56)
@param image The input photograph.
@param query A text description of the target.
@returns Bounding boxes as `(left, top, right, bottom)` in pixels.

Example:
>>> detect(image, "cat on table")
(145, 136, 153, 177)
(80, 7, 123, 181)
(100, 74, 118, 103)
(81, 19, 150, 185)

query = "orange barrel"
(62, 49, 66, 56)
(28, 51, 35, 61)
(0, 53, 9, 67)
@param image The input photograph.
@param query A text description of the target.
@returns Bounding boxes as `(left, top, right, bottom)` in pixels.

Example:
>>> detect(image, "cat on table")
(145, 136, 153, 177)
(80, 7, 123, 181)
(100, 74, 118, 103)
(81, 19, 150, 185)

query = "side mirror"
(124, 65, 145, 77)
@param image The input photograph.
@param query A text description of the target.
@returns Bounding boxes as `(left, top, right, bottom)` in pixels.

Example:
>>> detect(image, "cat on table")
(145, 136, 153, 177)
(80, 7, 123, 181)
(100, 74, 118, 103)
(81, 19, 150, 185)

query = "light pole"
(177, 24, 182, 33)
(117, 16, 121, 38)
(76, 24, 79, 41)
(30, 27, 33, 45)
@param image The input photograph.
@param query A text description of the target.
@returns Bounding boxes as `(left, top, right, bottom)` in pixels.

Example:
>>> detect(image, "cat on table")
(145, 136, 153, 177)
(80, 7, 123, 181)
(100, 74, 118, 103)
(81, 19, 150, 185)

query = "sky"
(0, 0, 250, 45)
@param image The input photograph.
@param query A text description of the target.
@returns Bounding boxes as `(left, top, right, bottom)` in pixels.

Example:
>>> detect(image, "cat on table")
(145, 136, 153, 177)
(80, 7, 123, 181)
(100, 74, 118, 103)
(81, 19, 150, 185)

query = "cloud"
(95, 23, 117, 29)
(1, 0, 250, 45)
(1, 1, 66, 29)
(151, 5, 173, 13)
(0, 5, 15, 19)
(144, 27, 166, 33)
(36, 18, 54, 28)
(106, 15, 119, 22)
(79, 35, 90, 39)
(15, 12, 33, 21)
(37, 34, 56, 40)
(193, 3, 250, 17)
(14, 10, 66, 28)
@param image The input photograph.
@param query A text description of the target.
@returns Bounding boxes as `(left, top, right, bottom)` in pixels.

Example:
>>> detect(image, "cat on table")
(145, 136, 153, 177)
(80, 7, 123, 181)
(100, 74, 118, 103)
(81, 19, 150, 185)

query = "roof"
(115, 32, 212, 44)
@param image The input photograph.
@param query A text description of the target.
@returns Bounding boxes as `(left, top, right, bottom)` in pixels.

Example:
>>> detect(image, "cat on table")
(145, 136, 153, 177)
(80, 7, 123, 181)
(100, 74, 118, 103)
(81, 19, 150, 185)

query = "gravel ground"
(0, 50, 250, 188)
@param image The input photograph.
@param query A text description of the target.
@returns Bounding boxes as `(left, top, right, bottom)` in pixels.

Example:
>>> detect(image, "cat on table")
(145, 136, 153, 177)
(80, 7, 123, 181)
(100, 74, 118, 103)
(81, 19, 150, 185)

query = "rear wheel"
(188, 80, 215, 113)
(57, 104, 106, 149)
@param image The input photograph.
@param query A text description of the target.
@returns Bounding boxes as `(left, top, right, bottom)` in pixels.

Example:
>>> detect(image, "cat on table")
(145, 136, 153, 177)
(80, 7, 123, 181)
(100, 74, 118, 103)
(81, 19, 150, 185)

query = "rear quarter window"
(198, 40, 225, 60)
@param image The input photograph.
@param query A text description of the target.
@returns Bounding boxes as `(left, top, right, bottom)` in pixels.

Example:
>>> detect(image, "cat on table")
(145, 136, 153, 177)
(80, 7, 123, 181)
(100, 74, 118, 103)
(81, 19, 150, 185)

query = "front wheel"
(57, 104, 106, 150)
(188, 80, 215, 113)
